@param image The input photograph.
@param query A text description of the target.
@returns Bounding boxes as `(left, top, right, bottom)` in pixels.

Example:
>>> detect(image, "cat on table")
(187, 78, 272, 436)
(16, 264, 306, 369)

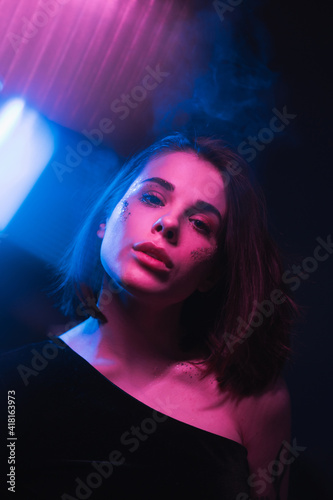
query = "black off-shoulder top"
(0, 337, 250, 499)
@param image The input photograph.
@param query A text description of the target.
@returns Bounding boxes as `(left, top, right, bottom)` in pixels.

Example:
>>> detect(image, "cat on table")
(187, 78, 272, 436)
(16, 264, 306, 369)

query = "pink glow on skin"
(119, 207, 222, 267)
(98, 152, 227, 306)
(190, 246, 218, 263)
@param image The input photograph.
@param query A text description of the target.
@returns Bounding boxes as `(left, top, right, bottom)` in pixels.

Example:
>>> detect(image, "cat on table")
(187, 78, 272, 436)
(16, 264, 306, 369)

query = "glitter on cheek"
(190, 247, 217, 263)
(120, 200, 131, 222)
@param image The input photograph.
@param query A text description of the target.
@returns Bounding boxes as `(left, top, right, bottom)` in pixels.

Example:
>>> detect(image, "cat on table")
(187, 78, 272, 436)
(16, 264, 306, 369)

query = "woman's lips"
(132, 242, 174, 270)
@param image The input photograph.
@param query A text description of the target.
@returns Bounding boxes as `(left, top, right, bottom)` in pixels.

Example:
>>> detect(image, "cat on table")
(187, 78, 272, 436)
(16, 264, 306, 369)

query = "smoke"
(152, 1, 278, 150)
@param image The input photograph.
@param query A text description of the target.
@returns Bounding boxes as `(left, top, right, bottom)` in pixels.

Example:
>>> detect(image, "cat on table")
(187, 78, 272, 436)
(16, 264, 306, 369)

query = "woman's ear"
(97, 223, 106, 239)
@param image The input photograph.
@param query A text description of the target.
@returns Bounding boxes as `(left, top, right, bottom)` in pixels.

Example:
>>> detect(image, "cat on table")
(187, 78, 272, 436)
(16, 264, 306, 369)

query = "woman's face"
(98, 152, 227, 306)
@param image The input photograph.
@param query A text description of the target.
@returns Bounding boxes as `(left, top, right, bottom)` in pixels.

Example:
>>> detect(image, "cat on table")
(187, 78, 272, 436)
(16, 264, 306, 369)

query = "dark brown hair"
(53, 132, 299, 395)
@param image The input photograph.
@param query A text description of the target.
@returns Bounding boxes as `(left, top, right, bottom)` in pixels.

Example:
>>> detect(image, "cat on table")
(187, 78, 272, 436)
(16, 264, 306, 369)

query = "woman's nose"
(151, 214, 179, 244)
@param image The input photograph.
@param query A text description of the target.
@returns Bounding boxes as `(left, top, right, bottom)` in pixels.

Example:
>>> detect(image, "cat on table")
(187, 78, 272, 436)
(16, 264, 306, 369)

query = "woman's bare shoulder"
(234, 376, 291, 499)
(235, 376, 291, 439)
(240, 375, 289, 410)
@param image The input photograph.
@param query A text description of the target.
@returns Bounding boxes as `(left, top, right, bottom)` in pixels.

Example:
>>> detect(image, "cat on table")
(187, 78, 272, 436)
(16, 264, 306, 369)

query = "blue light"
(0, 97, 25, 146)
(0, 98, 55, 231)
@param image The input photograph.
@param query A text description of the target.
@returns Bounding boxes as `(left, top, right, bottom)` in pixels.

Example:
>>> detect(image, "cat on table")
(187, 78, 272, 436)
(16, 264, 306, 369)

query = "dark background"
(0, 1, 332, 498)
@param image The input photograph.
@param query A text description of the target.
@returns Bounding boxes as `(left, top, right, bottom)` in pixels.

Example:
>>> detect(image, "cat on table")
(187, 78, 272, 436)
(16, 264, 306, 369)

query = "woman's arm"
(238, 377, 291, 500)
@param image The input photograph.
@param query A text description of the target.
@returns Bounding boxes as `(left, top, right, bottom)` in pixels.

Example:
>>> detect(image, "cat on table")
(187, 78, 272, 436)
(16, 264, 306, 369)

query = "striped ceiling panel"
(0, 0, 193, 151)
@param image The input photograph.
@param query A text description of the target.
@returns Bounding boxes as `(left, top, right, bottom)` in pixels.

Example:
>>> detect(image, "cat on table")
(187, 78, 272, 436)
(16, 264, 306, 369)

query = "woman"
(1, 133, 298, 499)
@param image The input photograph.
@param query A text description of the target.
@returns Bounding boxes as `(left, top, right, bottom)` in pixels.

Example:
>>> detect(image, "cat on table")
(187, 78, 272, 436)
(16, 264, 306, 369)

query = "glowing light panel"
(0, 98, 25, 146)
(0, 99, 55, 231)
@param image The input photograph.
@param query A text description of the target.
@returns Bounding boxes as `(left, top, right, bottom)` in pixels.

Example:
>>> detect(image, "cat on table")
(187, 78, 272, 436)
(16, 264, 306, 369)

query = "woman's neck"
(98, 286, 186, 363)
(65, 276, 203, 385)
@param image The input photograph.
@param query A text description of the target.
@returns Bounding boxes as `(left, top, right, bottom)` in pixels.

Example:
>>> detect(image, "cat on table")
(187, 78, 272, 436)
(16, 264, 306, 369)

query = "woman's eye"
(139, 192, 164, 207)
(190, 219, 211, 235)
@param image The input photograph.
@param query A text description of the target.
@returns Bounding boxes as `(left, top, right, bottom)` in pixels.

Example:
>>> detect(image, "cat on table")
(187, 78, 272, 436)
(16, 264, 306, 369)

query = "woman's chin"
(102, 264, 197, 306)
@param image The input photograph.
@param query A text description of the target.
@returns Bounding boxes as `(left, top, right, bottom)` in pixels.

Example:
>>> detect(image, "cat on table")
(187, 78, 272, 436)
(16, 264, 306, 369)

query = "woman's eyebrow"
(141, 177, 175, 192)
(141, 177, 222, 223)
(186, 202, 222, 223)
